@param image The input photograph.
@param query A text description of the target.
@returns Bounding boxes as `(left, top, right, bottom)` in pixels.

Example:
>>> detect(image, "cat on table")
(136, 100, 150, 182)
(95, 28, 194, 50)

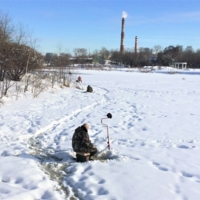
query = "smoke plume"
(122, 11, 128, 19)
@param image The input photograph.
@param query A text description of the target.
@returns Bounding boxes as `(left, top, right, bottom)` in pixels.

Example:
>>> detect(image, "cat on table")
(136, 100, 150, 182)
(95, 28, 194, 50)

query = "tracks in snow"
(33, 98, 106, 139)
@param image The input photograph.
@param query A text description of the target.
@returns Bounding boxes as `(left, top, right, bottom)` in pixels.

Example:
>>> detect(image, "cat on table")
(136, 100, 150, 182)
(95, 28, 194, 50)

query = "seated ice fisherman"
(72, 123, 97, 159)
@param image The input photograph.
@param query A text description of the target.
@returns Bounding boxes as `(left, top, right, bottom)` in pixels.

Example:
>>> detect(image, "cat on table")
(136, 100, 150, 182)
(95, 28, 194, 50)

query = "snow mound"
(94, 149, 131, 162)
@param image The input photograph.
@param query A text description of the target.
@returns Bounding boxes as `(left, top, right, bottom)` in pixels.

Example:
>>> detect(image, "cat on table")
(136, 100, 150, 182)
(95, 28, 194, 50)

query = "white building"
(174, 62, 187, 69)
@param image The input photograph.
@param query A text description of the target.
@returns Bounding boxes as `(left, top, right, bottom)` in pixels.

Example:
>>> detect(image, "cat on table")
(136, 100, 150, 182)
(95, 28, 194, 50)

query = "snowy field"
(0, 69, 200, 200)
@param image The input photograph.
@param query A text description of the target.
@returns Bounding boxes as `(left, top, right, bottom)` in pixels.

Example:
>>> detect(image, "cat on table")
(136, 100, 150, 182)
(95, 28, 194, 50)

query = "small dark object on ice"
(76, 152, 90, 162)
(87, 85, 93, 93)
(107, 113, 112, 118)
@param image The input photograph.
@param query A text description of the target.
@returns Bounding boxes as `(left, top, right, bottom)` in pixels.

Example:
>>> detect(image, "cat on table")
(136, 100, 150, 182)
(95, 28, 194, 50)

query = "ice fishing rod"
(101, 113, 112, 150)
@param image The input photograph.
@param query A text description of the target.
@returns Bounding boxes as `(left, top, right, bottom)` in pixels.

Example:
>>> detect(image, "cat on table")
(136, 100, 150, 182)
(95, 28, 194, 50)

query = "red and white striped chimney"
(135, 36, 138, 53)
(120, 18, 125, 53)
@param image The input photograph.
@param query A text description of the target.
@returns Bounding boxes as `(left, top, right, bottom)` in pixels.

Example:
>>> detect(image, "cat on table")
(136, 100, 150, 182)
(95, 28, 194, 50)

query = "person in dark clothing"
(72, 123, 97, 158)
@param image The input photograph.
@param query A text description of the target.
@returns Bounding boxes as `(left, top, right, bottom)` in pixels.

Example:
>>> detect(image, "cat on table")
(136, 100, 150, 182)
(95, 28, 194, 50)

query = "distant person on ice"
(76, 76, 82, 83)
(72, 123, 97, 159)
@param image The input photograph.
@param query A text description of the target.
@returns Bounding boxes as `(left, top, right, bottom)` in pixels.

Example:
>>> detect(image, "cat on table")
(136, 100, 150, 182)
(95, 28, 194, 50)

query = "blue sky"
(1, 0, 200, 55)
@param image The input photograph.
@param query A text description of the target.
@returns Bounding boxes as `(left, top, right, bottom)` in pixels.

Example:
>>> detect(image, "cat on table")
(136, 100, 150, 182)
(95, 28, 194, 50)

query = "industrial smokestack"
(135, 36, 138, 53)
(120, 18, 125, 53)
(120, 11, 127, 53)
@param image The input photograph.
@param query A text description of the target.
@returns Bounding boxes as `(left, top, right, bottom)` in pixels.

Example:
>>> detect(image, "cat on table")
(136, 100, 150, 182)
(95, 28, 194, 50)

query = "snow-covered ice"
(0, 69, 200, 200)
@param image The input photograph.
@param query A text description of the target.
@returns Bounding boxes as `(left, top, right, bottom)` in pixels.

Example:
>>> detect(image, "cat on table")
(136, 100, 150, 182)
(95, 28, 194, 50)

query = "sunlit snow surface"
(0, 69, 200, 200)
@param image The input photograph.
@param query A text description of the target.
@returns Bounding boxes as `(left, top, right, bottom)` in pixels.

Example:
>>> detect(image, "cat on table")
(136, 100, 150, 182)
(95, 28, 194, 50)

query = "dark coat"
(87, 85, 93, 93)
(72, 125, 94, 153)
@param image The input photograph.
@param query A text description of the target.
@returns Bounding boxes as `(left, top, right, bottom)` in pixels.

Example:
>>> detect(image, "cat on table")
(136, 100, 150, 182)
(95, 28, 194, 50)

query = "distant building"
(45, 53, 57, 65)
(173, 62, 187, 69)
(69, 57, 93, 64)
(148, 56, 157, 65)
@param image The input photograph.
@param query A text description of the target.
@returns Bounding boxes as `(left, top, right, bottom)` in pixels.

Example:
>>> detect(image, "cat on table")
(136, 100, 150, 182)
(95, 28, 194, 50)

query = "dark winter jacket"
(72, 125, 94, 153)
(87, 85, 93, 93)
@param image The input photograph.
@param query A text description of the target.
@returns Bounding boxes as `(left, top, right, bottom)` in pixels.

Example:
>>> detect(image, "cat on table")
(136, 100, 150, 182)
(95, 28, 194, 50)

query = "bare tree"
(0, 11, 14, 81)
(4, 43, 43, 81)
(50, 71, 59, 88)
(73, 48, 88, 65)
(157, 45, 183, 66)
(0, 11, 14, 97)
(153, 45, 162, 55)
(99, 47, 110, 61)
(53, 49, 71, 86)
(31, 73, 49, 98)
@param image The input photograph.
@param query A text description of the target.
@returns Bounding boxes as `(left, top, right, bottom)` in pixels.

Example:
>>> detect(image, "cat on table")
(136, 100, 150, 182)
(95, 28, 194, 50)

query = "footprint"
(98, 179, 106, 184)
(142, 127, 147, 131)
(177, 145, 189, 149)
(41, 191, 52, 199)
(140, 142, 145, 146)
(23, 184, 37, 190)
(1, 176, 10, 183)
(152, 162, 160, 166)
(0, 188, 10, 194)
(152, 162, 168, 172)
(98, 187, 108, 195)
(28, 128, 33, 133)
(132, 157, 140, 161)
(158, 166, 168, 172)
(79, 176, 88, 182)
(174, 184, 180, 193)
(182, 172, 193, 178)
(82, 166, 92, 174)
(1, 151, 10, 156)
(14, 177, 23, 184)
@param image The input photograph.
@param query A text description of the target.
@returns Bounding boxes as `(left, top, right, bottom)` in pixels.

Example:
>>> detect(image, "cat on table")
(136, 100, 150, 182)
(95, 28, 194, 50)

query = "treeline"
(110, 45, 200, 68)
(45, 45, 200, 69)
